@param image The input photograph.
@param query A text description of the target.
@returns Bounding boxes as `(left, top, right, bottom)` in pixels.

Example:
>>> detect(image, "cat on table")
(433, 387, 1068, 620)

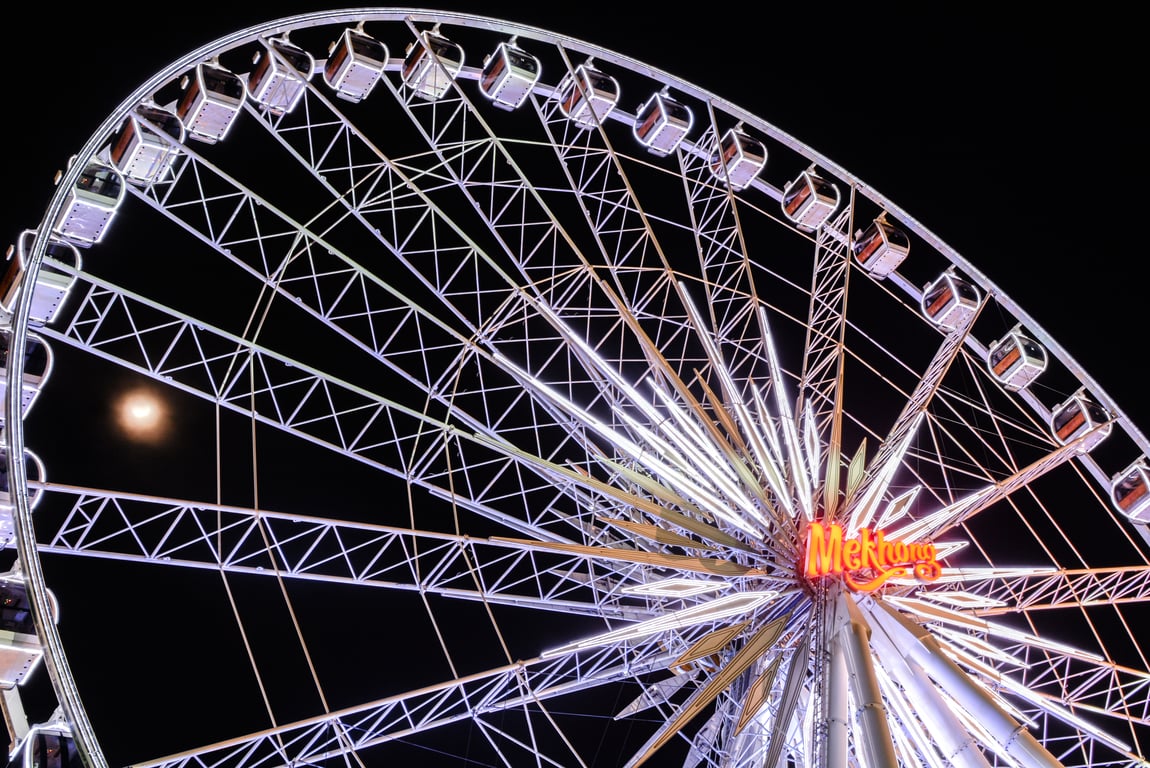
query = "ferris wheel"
(2, 9, 1149, 768)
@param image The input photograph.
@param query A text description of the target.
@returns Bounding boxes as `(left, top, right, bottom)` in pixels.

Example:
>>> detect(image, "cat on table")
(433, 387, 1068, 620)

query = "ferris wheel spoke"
(887, 431, 1111, 543)
(793, 206, 856, 520)
(888, 592, 1150, 739)
(863, 599, 1065, 768)
(225, 75, 740, 504)
(871, 592, 1150, 766)
(39, 282, 631, 544)
(132, 109, 523, 357)
(359, 49, 764, 435)
(940, 564, 1150, 612)
(845, 296, 984, 533)
(367, 52, 594, 294)
(135, 641, 676, 768)
(31, 482, 654, 620)
(176, 73, 640, 455)
(620, 616, 790, 768)
(673, 118, 768, 357)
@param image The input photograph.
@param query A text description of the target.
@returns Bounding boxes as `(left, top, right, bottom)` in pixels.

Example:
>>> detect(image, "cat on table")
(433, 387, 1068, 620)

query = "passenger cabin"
(401, 30, 464, 101)
(2, 231, 80, 328)
(986, 326, 1047, 391)
(248, 37, 315, 115)
(1050, 390, 1112, 452)
(852, 217, 909, 279)
(633, 91, 693, 156)
(0, 443, 47, 548)
(0, 569, 58, 688)
(0, 332, 52, 426)
(109, 103, 185, 186)
(1111, 458, 1150, 523)
(558, 62, 620, 129)
(781, 169, 840, 232)
(479, 40, 541, 111)
(709, 127, 767, 190)
(177, 61, 246, 143)
(324, 27, 388, 103)
(921, 270, 980, 331)
(50, 157, 124, 247)
(12, 718, 77, 768)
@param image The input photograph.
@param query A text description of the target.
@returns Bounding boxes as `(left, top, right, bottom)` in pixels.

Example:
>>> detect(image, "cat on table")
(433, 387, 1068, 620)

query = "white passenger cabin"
(479, 40, 541, 111)
(10, 715, 76, 768)
(2, 231, 80, 328)
(709, 127, 766, 190)
(986, 326, 1047, 391)
(1050, 390, 1112, 452)
(51, 157, 124, 247)
(0, 332, 52, 427)
(921, 270, 980, 331)
(1112, 458, 1150, 523)
(633, 91, 693, 156)
(177, 60, 246, 143)
(324, 26, 388, 103)
(781, 169, 840, 231)
(0, 568, 58, 688)
(109, 103, 185, 186)
(558, 62, 620, 129)
(248, 37, 315, 115)
(853, 217, 909, 279)
(402, 29, 464, 101)
(0, 443, 46, 547)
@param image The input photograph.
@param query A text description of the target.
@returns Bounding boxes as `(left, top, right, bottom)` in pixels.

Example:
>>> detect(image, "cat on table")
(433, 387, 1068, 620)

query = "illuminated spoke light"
(543, 592, 778, 657)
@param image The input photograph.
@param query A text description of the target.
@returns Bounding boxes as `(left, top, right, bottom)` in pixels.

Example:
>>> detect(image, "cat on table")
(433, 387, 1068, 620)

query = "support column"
(870, 600, 1064, 768)
(826, 633, 850, 768)
(837, 592, 899, 768)
(820, 582, 848, 768)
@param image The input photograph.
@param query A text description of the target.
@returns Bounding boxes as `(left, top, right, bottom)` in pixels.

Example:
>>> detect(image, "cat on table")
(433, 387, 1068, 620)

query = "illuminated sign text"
(805, 521, 941, 592)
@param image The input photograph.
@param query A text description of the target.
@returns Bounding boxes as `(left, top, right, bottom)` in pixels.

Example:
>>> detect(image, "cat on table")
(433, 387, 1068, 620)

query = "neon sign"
(804, 521, 941, 592)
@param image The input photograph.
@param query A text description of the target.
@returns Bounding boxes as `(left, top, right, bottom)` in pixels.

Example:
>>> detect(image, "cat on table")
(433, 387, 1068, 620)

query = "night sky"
(7, 4, 1142, 424)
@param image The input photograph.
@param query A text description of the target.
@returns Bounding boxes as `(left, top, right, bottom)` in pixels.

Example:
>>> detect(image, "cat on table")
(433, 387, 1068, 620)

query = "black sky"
(6, 3, 1143, 427)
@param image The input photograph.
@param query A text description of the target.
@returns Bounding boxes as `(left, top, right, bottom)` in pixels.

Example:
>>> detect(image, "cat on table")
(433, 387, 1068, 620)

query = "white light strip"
(614, 673, 694, 719)
(749, 385, 795, 516)
(888, 484, 996, 543)
(623, 578, 727, 598)
(927, 566, 1060, 585)
(874, 485, 921, 530)
(540, 312, 733, 491)
(758, 306, 813, 520)
(542, 590, 778, 657)
(802, 401, 822, 494)
(865, 600, 1063, 767)
(644, 377, 741, 485)
(890, 596, 1111, 666)
(490, 351, 765, 538)
(931, 540, 969, 561)
(917, 590, 1007, 610)
(930, 624, 1029, 669)
(848, 412, 924, 535)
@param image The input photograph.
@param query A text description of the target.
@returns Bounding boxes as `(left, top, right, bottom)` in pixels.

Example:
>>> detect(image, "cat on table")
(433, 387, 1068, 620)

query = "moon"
(114, 387, 170, 443)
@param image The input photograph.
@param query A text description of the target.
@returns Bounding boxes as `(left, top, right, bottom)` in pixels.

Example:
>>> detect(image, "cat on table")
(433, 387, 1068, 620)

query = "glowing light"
(114, 387, 170, 444)
(543, 591, 778, 657)
(623, 578, 727, 598)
